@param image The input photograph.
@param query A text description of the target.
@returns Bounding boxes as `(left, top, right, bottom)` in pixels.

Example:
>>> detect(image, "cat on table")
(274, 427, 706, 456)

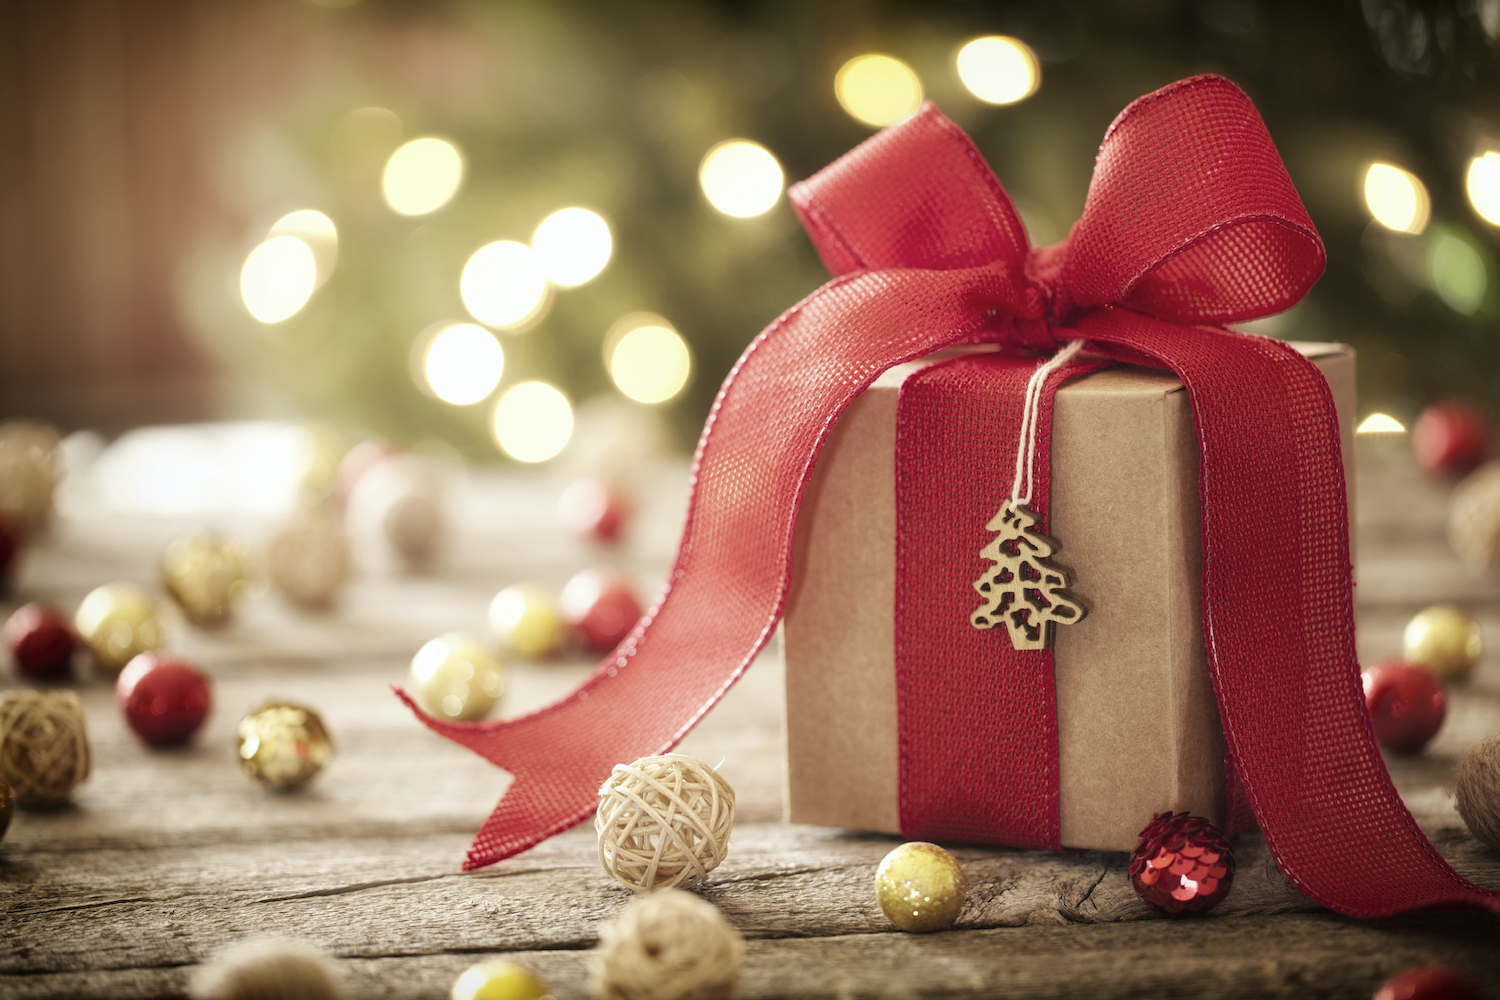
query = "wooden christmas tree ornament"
(589, 889, 744, 1000)
(0, 689, 90, 807)
(596, 754, 735, 892)
(970, 500, 1086, 649)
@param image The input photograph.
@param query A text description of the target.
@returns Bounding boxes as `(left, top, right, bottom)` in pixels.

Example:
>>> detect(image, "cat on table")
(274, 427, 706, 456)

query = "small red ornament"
(0, 510, 18, 592)
(1372, 965, 1484, 1000)
(115, 653, 212, 748)
(1412, 401, 1491, 477)
(558, 477, 631, 544)
(1362, 660, 1446, 755)
(4, 603, 77, 681)
(335, 438, 399, 506)
(559, 567, 644, 652)
(1129, 812, 1234, 916)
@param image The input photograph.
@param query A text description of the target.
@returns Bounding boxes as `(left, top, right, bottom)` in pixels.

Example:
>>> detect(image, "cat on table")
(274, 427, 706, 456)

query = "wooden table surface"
(3, 441, 1500, 1000)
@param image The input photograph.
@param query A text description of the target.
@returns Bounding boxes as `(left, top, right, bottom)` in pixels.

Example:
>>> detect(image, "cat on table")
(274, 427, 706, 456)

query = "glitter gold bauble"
(450, 959, 552, 1000)
(237, 702, 334, 791)
(74, 582, 163, 675)
(1403, 605, 1483, 682)
(161, 533, 250, 628)
(874, 841, 966, 932)
(266, 506, 351, 609)
(0, 419, 60, 538)
(409, 633, 505, 721)
(488, 583, 565, 659)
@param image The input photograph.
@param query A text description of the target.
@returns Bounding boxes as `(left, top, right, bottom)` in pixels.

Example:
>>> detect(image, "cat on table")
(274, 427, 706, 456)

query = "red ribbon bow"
(402, 75, 1499, 918)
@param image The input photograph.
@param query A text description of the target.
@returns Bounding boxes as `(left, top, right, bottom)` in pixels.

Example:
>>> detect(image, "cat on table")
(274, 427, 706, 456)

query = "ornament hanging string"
(1009, 338, 1085, 508)
(399, 77, 1500, 920)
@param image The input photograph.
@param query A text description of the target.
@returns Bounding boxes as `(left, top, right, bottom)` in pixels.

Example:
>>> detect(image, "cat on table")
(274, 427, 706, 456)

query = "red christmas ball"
(4, 603, 77, 681)
(1362, 660, 1446, 755)
(1129, 812, 1234, 916)
(1412, 401, 1491, 477)
(559, 567, 643, 652)
(116, 653, 212, 748)
(0, 510, 19, 592)
(558, 477, 631, 544)
(1373, 965, 1484, 1000)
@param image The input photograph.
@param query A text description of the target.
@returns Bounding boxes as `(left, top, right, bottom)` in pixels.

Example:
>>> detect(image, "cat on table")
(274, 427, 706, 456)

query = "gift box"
(783, 341, 1355, 851)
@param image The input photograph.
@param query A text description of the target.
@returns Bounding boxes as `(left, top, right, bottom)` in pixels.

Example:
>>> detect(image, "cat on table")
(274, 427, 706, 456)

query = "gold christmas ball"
(875, 841, 967, 932)
(161, 533, 250, 628)
(488, 583, 565, 659)
(0, 419, 60, 538)
(266, 506, 351, 609)
(237, 702, 334, 791)
(0, 689, 91, 808)
(410, 633, 505, 721)
(74, 582, 162, 675)
(1404, 605, 1484, 681)
(450, 960, 552, 1000)
(0, 773, 13, 840)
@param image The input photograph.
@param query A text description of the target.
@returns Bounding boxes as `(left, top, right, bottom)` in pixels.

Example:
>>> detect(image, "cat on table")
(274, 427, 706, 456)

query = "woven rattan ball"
(590, 889, 744, 1000)
(0, 689, 90, 807)
(190, 938, 345, 1000)
(1451, 461, 1500, 574)
(596, 754, 735, 892)
(1455, 733, 1500, 851)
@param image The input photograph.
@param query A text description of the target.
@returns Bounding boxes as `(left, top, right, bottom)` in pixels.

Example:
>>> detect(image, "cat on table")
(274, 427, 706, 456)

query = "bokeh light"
(269, 209, 338, 287)
(699, 140, 784, 218)
(421, 324, 504, 405)
(956, 37, 1040, 105)
(1357, 413, 1405, 434)
(240, 235, 317, 324)
(461, 241, 551, 329)
(1427, 228, 1488, 315)
(835, 54, 922, 127)
(532, 207, 612, 287)
(1466, 151, 1500, 226)
(382, 137, 464, 216)
(491, 381, 573, 462)
(608, 317, 692, 404)
(1363, 163, 1430, 235)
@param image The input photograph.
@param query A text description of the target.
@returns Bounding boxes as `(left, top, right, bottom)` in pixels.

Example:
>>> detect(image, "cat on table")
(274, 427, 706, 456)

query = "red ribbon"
(401, 75, 1500, 918)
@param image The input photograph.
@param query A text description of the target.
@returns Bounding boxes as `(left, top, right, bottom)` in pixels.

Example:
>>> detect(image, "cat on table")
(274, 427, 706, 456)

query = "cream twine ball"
(596, 754, 735, 892)
(590, 889, 745, 1000)
(0, 419, 60, 537)
(0, 689, 90, 807)
(1451, 461, 1500, 574)
(1455, 733, 1500, 851)
(190, 938, 344, 1000)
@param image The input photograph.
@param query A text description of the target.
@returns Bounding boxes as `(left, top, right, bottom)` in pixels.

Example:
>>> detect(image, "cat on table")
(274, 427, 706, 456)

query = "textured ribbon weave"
(402, 75, 1499, 918)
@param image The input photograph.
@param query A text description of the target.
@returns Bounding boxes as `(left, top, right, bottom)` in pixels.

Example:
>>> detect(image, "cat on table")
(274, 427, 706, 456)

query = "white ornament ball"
(266, 506, 351, 609)
(345, 455, 447, 573)
(596, 754, 735, 892)
(409, 633, 506, 721)
(590, 889, 744, 1000)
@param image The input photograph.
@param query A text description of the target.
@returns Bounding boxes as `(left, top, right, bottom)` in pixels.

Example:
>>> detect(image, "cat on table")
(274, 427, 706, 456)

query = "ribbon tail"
(399, 267, 1020, 869)
(1079, 306, 1500, 918)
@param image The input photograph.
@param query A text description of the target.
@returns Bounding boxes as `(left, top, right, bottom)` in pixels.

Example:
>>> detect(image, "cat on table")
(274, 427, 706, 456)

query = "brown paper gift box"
(782, 342, 1356, 852)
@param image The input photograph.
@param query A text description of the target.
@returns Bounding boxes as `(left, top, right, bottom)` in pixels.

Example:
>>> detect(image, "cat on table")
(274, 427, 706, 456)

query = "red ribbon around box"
(400, 75, 1500, 918)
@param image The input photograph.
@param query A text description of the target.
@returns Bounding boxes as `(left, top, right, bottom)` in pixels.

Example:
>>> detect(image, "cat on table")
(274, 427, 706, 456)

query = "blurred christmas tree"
(182, 0, 1500, 460)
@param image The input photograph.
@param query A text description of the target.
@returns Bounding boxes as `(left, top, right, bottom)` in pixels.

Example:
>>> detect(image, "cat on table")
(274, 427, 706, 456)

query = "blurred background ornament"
(559, 476, 632, 544)
(409, 633, 505, 721)
(345, 453, 448, 573)
(450, 959, 552, 1000)
(116, 652, 212, 748)
(0, 774, 11, 842)
(335, 439, 399, 507)
(488, 582, 565, 660)
(596, 754, 734, 892)
(1449, 461, 1500, 574)
(0, 511, 18, 594)
(874, 841, 967, 932)
(0, 419, 60, 538)
(589, 889, 744, 1000)
(237, 702, 334, 791)
(73, 582, 163, 676)
(560, 567, 643, 653)
(1361, 660, 1447, 754)
(161, 532, 250, 628)
(1372, 965, 1485, 1000)
(4, 603, 76, 681)
(1128, 812, 1234, 916)
(266, 505, 352, 610)
(191, 938, 345, 1000)
(1403, 605, 1483, 682)
(0, 689, 90, 807)
(1412, 401, 1491, 477)
(1454, 732, 1500, 852)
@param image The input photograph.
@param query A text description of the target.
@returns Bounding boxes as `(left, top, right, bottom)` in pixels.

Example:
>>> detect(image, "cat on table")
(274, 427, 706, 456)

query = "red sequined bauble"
(4, 603, 77, 681)
(1362, 660, 1447, 755)
(559, 567, 643, 651)
(1373, 965, 1485, 1000)
(1413, 401, 1491, 477)
(1129, 812, 1234, 916)
(115, 653, 213, 748)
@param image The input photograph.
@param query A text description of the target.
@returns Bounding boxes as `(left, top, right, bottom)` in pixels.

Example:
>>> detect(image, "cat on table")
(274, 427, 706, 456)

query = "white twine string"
(1009, 339, 1085, 508)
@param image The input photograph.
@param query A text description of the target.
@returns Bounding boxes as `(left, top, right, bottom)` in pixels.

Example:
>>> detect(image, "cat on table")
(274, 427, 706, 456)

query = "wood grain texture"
(2, 451, 1499, 999)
